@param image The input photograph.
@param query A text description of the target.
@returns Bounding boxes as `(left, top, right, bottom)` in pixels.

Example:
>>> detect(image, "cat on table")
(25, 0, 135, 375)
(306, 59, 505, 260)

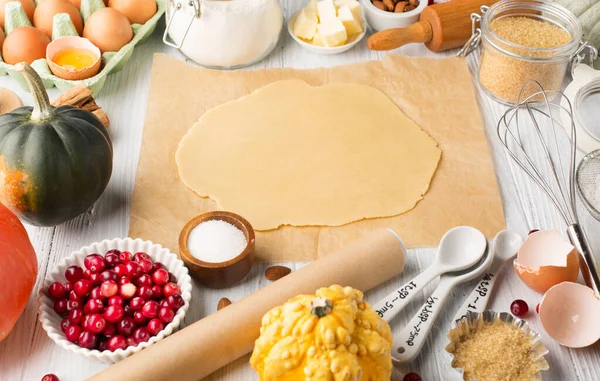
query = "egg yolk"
(52, 48, 97, 70)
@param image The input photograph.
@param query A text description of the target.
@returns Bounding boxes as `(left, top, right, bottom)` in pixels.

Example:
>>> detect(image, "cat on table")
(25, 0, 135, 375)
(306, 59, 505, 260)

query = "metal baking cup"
(445, 311, 549, 381)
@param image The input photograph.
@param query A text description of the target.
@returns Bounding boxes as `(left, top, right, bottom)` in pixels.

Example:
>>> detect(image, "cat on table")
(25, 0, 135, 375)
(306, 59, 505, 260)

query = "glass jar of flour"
(164, 0, 283, 69)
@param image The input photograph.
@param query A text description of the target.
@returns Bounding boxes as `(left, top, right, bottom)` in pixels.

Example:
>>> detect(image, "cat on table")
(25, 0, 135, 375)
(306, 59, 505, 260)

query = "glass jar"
(461, 0, 596, 105)
(164, 0, 283, 69)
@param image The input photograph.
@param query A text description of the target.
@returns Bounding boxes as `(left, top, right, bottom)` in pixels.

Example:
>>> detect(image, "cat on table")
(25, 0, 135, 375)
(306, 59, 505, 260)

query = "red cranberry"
(89, 272, 102, 286)
(133, 252, 151, 263)
(63, 282, 72, 293)
(151, 285, 163, 300)
(510, 299, 529, 317)
(133, 327, 150, 344)
(68, 290, 82, 302)
(64, 325, 83, 343)
(54, 299, 69, 315)
(66, 299, 81, 311)
(163, 283, 181, 298)
(100, 280, 118, 298)
(84, 269, 92, 280)
(159, 299, 170, 309)
(87, 256, 106, 274)
(108, 295, 124, 307)
(142, 300, 159, 319)
(138, 259, 153, 274)
(106, 249, 121, 256)
(166, 294, 184, 310)
(123, 304, 134, 317)
(528, 229, 539, 235)
(73, 279, 92, 297)
(65, 265, 84, 283)
(103, 323, 117, 338)
(85, 313, 107, 334)
(113, 264, 128, 278)
(168, 272, 177, 283)
(152, 269, 169, 285)
(119, 276, 132, 286)
(48, 282, 67, 300)
(61, 317, 71, 332)
(120, 283, 137, 299)
(403, 373, 422, 381)
(126, 336, 137, 348)
(84, 299, 104, 314)
(158, 307, 175, 324)
(89, 287, 105, 301)
(68, 309, 84, 325)
(135, 274, 153, 287)
(536, 303, 540, 314)
(104, 252, 120, 268)
(41, 374, 60, 381)
(125, 262, 141, 278)
(78, 331, 98, 349)
(152, 262, 165, 272)
(107, 335, 128, 351)
(133, 311, 147, 325)
(104, 304, 125, 323)
(147, 318, 164, 336)
(117, 317, 137, 337)
(98, 339, 108, 351)
(100, 270, 118, 282)
(119, 251, 132, 264)
(137, 285, 153, 300)
(84, 254, 103, 270)
(130, 297, 145, 311)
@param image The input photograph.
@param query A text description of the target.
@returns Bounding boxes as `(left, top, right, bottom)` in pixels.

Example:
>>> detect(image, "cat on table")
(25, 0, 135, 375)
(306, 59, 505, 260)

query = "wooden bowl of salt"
(179, 211, 255, 289)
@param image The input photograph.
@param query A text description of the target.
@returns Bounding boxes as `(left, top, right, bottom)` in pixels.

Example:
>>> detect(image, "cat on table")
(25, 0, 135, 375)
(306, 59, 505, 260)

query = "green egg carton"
(0, 0, 166, 95)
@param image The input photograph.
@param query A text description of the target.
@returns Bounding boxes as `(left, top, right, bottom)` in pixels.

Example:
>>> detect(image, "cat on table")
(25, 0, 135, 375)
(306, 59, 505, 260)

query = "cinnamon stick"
(52, 85, 110, 128)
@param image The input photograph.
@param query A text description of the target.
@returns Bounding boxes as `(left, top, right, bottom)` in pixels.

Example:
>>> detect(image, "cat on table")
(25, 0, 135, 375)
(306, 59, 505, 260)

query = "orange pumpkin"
(0, 202, 37, 342)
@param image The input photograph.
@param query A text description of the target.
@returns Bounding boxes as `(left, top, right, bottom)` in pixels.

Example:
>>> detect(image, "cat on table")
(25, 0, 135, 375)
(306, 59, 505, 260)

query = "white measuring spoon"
(451, 230, 523, 324)
(373, 226, 487, 323)
(392, 240, 494, 363)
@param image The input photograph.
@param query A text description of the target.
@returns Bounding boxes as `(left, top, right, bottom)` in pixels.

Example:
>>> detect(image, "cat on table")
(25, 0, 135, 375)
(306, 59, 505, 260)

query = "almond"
(395, 1, 408, 12)
(372, 1, 385, 11)
(217, 297, 232, 310)
(265, 265, 292, 281)
(383, 0, 395, 11)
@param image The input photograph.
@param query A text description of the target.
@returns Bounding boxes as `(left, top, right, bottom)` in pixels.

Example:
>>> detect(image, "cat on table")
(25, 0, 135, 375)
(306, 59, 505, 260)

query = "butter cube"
(317, 18, 347, 47)
(334, 0, 362, 21)
(338, 6, 363, 35)
(312, 32, 325, 46)
(293, 8, 318, 40)
(317, 0, 337, 23)
(307, 0, 318, 13)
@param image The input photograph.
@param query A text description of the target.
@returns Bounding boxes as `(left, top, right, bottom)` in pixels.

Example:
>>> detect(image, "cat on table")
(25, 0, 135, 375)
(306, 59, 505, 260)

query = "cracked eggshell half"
(46, 36, 101, 81)
(513, 230, 579, 293)
(539, 282, 600, 348)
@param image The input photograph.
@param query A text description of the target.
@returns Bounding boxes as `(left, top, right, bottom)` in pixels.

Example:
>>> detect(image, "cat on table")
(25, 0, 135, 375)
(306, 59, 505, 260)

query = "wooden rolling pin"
(368, 0, 499, 52)
(88, 229, 406, 381)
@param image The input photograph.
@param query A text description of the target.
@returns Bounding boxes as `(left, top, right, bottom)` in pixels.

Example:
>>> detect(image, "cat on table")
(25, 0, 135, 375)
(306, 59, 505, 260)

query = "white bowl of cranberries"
(37, 238, 192, 363)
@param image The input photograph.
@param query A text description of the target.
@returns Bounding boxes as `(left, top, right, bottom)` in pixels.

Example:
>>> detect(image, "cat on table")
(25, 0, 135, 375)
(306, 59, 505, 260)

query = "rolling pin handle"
(367, 21, 433, 51)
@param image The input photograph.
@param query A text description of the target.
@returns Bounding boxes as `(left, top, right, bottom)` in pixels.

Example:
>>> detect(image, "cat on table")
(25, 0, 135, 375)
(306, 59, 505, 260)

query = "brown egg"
(108, 0, 157, 25)
(2, 26, 50, 65)
(33, 0, 83, 38)
(0, 0, 35, 29)
(0, 27, 4, 50)
(66, 0, 81, 9)
(83, 8, 132, 53)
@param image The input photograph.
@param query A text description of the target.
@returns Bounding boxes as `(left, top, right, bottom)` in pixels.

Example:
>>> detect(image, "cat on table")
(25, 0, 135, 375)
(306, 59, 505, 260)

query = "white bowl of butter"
(288, 0, 367, 55)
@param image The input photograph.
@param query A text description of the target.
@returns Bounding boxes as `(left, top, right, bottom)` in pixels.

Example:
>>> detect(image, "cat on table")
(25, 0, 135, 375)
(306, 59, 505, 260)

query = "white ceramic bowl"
(38, 238, 192, 363)
(361, 0, 428, 32)
(287, 10, 367, 55)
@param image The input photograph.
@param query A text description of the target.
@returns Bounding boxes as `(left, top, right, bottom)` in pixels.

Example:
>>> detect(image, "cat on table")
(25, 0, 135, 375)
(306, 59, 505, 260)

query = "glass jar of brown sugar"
(459, 0, 597, 105)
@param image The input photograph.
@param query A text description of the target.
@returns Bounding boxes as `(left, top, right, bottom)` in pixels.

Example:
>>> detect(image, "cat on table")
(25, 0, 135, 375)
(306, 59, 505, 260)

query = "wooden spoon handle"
(367, 21, 433, 51)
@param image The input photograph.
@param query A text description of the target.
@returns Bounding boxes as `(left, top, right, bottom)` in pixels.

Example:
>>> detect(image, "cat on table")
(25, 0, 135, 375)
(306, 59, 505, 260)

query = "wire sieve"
(497, 80, 600, 297)
(576, 149, 600, 222)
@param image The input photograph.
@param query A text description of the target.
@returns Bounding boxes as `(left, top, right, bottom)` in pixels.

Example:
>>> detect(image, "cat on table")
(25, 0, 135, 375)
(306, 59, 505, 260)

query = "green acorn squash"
(0, 63, 113, 226)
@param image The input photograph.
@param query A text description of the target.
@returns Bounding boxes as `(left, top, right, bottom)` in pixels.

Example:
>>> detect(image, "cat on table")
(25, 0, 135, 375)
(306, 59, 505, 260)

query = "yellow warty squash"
(250, 285, 393, 381)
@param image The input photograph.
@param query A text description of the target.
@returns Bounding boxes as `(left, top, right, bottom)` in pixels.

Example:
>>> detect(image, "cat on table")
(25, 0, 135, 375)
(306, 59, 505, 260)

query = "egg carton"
(0, 0, 165, 95)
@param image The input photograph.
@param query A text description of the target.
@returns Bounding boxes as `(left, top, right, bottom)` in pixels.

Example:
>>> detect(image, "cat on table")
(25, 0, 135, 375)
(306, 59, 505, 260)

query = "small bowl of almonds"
(362, 0, 427, 32)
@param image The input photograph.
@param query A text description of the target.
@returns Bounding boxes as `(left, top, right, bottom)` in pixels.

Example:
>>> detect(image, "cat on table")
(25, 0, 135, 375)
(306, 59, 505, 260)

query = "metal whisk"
(497, 81, 600, 297)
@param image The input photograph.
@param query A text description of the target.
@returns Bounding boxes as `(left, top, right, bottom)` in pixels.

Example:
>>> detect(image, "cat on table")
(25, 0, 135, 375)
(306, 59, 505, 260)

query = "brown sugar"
(479, 16, 573, 104)
(451, 322, 538, 381)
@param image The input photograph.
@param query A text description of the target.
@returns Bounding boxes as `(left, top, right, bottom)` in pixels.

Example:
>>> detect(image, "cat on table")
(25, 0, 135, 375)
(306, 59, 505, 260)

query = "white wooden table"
(1, 4, 600, 381)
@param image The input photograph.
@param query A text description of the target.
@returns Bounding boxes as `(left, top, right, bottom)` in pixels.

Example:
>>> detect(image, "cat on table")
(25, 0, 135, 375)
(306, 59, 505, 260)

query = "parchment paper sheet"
(129, 53, 505, 261)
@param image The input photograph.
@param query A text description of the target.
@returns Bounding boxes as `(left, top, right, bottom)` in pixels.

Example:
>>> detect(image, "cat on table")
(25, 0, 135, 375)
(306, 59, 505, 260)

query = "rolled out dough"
(175, 80, 442, 231)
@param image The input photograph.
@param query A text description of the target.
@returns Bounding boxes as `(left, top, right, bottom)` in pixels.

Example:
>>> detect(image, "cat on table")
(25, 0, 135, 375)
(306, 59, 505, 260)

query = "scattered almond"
(395, 1, 408, 12)
(265, 265, 292, 281)
(217, 297, 232, 310)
